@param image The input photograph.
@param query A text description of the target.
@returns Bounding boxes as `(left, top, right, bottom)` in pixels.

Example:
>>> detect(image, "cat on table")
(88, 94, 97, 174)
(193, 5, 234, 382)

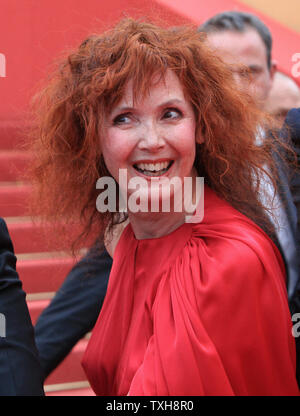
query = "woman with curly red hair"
(30, 18, 299, 395)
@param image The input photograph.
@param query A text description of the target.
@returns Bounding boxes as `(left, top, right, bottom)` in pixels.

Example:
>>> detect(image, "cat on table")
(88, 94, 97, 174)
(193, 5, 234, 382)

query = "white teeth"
(136, 161, 169, 171)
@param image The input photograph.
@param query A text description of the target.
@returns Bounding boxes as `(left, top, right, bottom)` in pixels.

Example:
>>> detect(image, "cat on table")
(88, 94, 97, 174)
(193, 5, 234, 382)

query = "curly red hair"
(28, 18, 287, 250)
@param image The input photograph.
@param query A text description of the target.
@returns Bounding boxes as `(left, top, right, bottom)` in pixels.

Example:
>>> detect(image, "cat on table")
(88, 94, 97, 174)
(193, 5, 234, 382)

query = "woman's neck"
(128, 210, 187, 240)
(128, 169, 200, 240)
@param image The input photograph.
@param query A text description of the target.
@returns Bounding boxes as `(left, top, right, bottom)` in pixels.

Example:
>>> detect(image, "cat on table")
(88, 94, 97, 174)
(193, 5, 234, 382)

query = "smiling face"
(101, 69, 198, 211)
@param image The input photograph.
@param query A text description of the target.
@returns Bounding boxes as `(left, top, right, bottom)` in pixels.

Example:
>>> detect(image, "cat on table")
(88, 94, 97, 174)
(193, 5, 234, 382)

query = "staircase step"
(45, 381, 95, 396)
(6, 220, 93, 254)
(44, 339, 89, 385)
(0, 184, 31, 217)
(46, 387, 95, 396)
(0, 120, 25, 150)
(0, 150, 31, 181)
(18, 256, 75, 293)
(7, 221, 62, 253)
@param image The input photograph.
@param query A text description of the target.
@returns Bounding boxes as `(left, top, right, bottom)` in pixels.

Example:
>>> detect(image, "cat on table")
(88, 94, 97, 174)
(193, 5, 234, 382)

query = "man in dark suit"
(0, 218, 44, 395)
(199, 10, 299, 300)
(200, 12, 300, 387)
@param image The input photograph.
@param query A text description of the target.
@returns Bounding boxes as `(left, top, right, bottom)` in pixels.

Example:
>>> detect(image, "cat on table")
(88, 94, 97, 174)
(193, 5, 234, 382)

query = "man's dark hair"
(199, 11, 272, 70)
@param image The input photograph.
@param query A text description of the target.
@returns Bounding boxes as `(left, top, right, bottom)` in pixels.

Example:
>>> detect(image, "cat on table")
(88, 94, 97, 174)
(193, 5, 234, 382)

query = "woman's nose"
(137, 122, 165, 151)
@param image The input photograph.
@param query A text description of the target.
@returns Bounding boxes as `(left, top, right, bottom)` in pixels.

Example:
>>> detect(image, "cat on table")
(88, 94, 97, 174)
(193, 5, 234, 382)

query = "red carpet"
(1, 0, 299, 397)
(0, 122, 95, 396)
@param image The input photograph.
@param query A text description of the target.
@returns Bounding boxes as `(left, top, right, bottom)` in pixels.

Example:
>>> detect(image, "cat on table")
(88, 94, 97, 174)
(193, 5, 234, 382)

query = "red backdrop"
(0, 0, 299, 121)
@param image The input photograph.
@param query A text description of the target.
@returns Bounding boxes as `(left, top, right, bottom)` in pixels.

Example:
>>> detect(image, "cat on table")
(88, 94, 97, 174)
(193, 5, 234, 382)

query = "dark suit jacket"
(273, 145, 299, 299)
(0, 218, 44, 395)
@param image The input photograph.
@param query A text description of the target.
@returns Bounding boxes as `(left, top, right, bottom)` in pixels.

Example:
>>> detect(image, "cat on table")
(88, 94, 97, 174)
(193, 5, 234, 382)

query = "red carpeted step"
(0, 184, 31, 217)
(7, 221, 63, 253)
(7, 220, 93, 254)
(44, 339, 89, 385)
(0, 150, 31, 181)
(46, 387, 95, 396)
(18, 256, 76, 294)
(0, 120, 26, 150)
(0, 124, 96, 397)
(27, 298, 51, 325)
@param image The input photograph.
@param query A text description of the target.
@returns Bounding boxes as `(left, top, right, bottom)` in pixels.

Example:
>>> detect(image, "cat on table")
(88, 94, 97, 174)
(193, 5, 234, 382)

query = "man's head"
(199, 11, 276, 108)
(264, 71, 300, 123)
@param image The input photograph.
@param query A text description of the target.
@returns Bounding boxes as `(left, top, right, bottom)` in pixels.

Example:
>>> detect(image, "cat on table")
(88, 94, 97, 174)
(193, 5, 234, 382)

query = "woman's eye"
(113, 113, 131, 125)
(163, 108, 182, 120)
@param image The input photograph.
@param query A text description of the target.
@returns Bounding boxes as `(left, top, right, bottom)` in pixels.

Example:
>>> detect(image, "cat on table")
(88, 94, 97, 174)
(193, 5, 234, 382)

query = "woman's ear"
(194, 120, 205, 144)
(195, 129, 204, 144)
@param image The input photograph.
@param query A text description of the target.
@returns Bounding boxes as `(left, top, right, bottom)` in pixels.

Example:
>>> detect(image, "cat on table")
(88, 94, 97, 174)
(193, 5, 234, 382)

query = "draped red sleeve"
(82, 186, 299, 395)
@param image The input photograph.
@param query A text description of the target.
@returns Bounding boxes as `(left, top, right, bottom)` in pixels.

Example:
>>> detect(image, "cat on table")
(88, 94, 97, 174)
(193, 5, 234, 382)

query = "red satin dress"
(82, 186, 299, 395)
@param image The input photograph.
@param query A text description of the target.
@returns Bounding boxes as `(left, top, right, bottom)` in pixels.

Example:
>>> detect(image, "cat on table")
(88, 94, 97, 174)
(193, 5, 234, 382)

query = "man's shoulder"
(285, 108, 300, 142)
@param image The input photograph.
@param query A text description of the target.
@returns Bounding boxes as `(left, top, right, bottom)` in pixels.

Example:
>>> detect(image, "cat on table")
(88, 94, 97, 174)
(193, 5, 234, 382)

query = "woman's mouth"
(133, 161, 174, 177)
